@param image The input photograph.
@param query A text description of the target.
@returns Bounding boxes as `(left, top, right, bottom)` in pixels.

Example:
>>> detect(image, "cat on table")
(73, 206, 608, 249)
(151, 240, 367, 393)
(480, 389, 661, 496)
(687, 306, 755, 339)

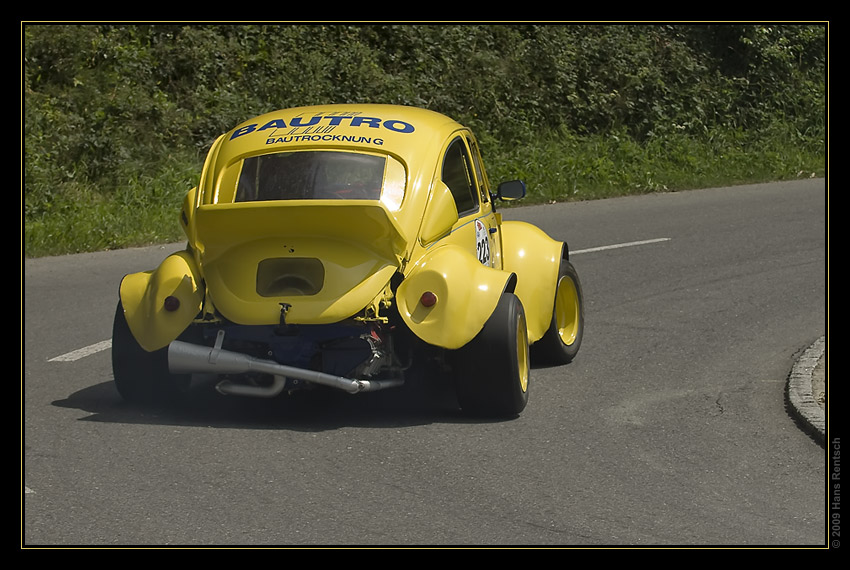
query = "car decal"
(262, 134, 387, 146)
(230, 115, 415, 141)
(475, 219, 492, 267)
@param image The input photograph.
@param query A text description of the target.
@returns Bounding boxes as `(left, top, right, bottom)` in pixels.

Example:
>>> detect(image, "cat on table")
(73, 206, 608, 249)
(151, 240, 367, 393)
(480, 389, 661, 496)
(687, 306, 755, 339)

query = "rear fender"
(397, 244, 516, 349)
(500, 221, 565, 343)
(118, 249, 204, 352)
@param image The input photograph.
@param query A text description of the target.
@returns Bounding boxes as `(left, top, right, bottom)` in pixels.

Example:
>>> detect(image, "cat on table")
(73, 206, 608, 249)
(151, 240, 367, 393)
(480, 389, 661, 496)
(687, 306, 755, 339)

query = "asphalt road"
(23, 179, 827, 547)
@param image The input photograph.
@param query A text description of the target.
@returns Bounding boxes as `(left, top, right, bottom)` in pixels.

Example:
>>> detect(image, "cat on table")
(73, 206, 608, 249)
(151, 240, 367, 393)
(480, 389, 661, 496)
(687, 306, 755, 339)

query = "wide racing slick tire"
(531, 259, 584, 365)
(111, 302, 191, 406)
(452, 292, 530, 417)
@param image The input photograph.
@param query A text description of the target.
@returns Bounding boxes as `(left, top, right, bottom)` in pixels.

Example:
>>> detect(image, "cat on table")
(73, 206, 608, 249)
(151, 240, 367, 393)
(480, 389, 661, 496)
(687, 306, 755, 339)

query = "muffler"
(167, 340, 403, 395)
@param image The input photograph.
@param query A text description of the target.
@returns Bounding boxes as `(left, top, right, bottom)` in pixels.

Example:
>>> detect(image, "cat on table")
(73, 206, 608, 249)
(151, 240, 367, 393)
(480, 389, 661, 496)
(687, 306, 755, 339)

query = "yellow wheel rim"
(517, 312, 530, 393)
(554, 275, 580, 346)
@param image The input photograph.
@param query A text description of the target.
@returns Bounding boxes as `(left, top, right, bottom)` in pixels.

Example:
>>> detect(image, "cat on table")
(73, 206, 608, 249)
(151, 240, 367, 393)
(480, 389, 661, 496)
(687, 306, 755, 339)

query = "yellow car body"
(114, 104, 583, 417)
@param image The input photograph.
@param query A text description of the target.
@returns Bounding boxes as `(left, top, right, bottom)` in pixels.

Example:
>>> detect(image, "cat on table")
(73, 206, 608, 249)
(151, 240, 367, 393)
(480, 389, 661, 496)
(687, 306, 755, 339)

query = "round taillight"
(419, 291, 438, 307)
(163, 295, 181, 312)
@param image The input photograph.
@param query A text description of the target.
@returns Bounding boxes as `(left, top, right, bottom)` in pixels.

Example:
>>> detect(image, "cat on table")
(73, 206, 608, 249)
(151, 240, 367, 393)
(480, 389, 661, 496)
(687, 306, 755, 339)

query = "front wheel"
(532, 259, 584, 365)
(111, 302, 190, 406)
(452, 293, 530, 417)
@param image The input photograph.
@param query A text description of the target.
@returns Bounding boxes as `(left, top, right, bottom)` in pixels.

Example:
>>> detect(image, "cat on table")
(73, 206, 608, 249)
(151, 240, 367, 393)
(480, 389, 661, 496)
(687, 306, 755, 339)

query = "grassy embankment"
(23, 123, 824, 258)
(24, 24, 825, 257)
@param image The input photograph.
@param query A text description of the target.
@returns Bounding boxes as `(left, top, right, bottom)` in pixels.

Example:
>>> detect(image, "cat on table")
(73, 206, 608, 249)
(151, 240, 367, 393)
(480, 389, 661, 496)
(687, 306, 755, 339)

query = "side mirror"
(496, 180, 526, 201)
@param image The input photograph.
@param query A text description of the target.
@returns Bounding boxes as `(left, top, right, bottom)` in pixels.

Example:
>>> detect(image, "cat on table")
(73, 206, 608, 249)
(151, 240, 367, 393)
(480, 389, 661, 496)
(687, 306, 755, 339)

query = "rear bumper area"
(168, 339, 403, 396)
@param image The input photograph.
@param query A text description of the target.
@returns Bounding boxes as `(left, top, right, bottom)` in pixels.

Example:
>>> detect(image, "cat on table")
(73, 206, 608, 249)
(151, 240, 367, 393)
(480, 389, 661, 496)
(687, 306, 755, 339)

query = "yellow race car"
(112, 104, 583, 417)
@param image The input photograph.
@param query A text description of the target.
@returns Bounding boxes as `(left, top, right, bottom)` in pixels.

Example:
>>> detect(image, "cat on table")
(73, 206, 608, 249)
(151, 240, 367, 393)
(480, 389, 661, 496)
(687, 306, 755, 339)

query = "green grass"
(485, 125, 824, 204)
(25, 152, 200, 257)
(23, 125, 825, 258)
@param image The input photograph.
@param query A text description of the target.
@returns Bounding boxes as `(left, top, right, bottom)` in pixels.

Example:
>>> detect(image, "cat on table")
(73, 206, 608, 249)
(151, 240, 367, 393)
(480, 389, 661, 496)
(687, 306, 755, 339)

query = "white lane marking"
(46, 238, 670, 362)
(48, 339, 112, 362)
(572, 238, 670, 255)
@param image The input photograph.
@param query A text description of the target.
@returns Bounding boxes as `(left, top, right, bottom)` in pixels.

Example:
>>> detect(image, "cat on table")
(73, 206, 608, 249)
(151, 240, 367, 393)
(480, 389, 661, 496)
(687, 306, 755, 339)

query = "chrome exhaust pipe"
(216, 376, 288, 398)
(167, 340, 402, 395)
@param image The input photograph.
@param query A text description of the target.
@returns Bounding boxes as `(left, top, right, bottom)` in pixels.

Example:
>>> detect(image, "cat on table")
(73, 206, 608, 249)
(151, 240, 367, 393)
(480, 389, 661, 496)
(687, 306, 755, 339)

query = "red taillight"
(419, 291, 438, 307)
(163, 295, 181, 312)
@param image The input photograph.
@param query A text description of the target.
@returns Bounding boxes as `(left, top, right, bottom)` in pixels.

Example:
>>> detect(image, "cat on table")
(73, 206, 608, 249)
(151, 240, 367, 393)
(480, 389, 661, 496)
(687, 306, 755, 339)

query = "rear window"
(234, 150, 405, 209)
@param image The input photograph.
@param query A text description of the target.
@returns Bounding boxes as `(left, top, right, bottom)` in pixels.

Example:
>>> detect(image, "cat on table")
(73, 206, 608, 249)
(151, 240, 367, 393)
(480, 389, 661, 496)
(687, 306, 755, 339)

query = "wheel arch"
(118, 249, 204, 352)
(396, 244, 517, 350)
(500, 221, 566, 344)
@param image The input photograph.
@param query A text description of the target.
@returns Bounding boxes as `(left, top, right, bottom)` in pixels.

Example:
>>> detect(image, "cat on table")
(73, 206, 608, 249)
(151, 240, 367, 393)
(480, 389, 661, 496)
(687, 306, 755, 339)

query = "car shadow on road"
(50, 366, 523, 431)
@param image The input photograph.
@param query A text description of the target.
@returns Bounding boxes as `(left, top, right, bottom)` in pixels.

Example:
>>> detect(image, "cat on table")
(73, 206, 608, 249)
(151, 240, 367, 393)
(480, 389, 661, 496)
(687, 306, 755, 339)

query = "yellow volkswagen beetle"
(112, 104, 584, 417)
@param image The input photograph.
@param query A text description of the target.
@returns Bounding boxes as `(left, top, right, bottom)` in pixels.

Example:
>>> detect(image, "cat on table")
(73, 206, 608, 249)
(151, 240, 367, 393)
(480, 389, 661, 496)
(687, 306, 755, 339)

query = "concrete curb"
(787, 336, 825, 444)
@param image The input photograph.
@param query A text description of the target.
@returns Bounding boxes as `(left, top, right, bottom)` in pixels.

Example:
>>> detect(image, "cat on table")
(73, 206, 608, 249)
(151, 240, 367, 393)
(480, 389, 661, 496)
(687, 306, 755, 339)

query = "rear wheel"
(111, 302, 191, 405)
(532, 259, 584, 365)
(452, 293, 530, 417)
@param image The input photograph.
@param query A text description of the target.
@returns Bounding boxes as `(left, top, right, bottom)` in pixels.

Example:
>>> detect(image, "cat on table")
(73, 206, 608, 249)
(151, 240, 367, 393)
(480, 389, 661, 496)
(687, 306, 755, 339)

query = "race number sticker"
(475, 219, 491, 266)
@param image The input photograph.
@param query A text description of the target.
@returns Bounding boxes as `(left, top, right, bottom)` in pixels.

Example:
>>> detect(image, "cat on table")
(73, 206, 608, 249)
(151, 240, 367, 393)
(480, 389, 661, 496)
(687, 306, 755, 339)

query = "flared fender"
(118, 249, 204, 352)
(397, 244, 517, 350)
(499, 221, 565, 344)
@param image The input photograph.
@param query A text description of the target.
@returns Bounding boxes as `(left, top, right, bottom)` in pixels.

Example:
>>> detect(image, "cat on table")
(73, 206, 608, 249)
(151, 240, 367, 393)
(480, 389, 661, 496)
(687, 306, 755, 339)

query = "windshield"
(234, 150, 405, 209)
